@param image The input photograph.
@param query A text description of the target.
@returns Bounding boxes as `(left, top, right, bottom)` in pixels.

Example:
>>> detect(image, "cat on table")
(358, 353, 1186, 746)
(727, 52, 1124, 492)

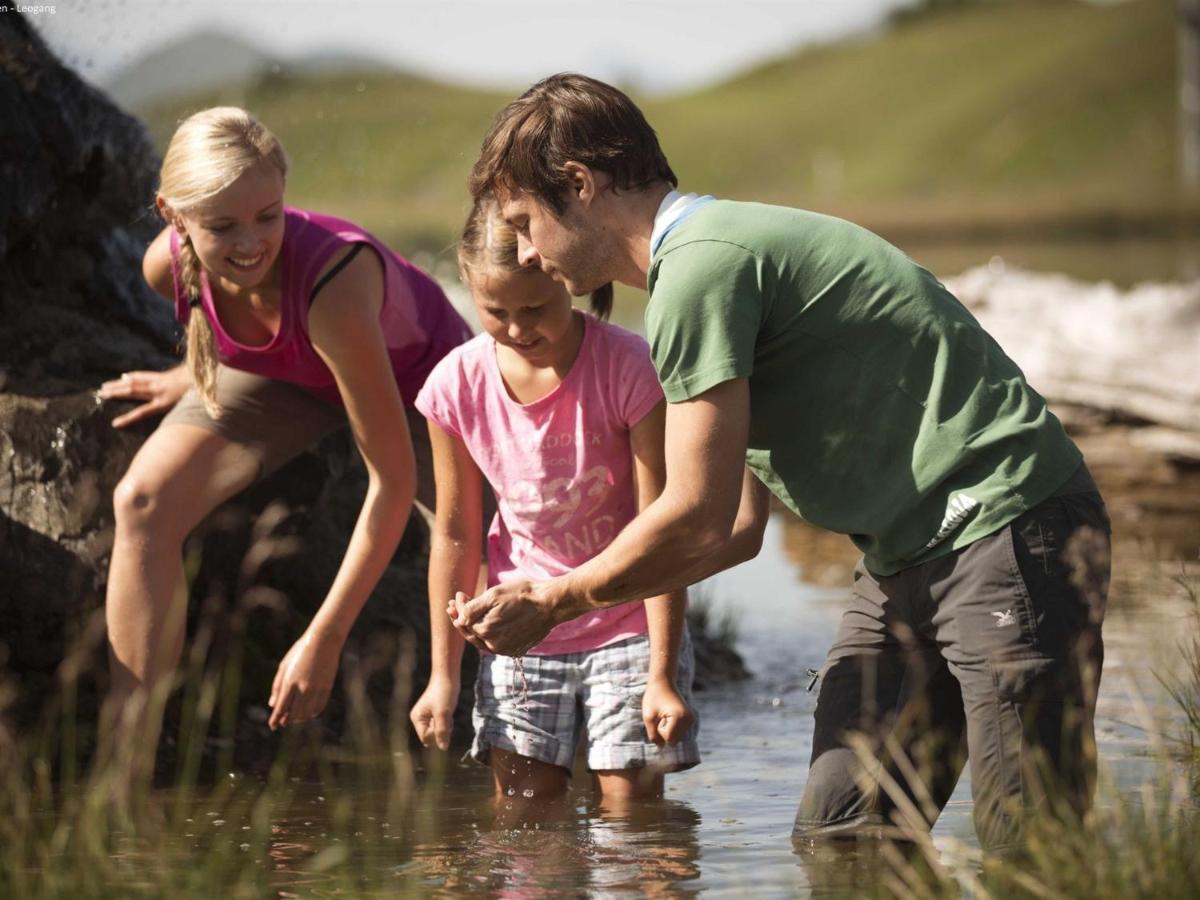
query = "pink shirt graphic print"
(416, 314, 663, 655)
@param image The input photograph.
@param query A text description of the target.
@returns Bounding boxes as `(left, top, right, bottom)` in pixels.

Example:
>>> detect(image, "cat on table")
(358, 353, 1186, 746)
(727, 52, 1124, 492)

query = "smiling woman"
(97, 107, 472, 777)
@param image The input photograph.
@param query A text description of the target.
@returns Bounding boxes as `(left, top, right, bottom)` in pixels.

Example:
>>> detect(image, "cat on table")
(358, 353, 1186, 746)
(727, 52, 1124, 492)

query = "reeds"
(831, 552, 1200, 899)
(0, 529, 425, 899)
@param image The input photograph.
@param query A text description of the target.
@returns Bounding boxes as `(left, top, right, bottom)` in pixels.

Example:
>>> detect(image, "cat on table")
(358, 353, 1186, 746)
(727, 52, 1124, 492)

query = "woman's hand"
(99, 365, 191, 428)
(268, 628, 345, 730)
(409, 676, 460, 750)
(641, 676, 695, 746)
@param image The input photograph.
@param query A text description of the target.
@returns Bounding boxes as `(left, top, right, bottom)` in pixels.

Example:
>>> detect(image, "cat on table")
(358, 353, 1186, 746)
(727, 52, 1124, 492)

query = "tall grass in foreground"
(0, 575, 428, 898)
(0, 545, 1196, 896)
(840, 556, 1200, 900)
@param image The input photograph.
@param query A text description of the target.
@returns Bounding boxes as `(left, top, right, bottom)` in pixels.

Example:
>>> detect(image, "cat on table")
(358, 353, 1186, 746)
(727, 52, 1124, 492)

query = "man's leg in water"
(932, 474, 1110, 852)
(794, 561, 968, 842)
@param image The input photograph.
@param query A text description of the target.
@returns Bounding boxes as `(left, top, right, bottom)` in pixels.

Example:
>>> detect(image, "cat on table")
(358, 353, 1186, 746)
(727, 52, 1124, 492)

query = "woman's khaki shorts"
(161, 366, 435, 510)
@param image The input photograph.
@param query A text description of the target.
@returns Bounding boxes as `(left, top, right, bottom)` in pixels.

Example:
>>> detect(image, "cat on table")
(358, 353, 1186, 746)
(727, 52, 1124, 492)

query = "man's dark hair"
(469, 73, 677, 213)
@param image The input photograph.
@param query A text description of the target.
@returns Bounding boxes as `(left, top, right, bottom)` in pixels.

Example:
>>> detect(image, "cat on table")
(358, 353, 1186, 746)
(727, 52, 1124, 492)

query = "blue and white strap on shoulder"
(649, 191, 716, 259)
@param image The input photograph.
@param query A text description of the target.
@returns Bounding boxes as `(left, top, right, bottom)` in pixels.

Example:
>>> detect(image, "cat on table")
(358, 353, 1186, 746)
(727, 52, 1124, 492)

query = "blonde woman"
(99, 108, 470, 747)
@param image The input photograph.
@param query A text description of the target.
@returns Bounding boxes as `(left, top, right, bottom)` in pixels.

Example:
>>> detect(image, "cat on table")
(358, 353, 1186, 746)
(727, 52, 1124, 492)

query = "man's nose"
(516, 233, 540, 268)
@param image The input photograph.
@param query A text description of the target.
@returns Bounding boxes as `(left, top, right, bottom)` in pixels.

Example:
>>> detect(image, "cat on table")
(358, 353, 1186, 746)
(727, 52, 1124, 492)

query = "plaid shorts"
(470, 631, 701, 773)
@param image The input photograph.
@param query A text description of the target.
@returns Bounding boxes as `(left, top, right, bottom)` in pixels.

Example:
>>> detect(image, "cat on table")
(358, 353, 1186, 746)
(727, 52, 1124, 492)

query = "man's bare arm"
(452, 379, 768, 654)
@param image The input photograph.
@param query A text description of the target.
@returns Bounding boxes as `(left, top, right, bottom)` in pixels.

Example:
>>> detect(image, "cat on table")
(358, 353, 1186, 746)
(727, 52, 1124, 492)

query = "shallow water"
(144, 510, 1196, 897)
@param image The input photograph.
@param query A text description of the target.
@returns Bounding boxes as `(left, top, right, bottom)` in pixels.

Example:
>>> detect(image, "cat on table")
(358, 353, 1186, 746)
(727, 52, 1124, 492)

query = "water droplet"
(506, 787, 516, 796)
(522, 788, 535, 798)
(212, 819, 226, 826)
(240, 843, 251, 851)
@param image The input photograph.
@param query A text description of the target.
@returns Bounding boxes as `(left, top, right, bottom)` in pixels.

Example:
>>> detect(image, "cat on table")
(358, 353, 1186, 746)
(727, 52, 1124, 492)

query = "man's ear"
(562, 161, 598, 207)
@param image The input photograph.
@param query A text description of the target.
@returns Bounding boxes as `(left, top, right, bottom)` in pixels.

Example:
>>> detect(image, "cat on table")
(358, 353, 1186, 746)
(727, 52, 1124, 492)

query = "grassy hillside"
(139, 0, 1187, 265)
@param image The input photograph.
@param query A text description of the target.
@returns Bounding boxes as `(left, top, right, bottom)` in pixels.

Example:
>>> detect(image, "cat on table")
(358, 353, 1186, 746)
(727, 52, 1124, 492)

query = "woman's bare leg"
(102, 424, 260, 776)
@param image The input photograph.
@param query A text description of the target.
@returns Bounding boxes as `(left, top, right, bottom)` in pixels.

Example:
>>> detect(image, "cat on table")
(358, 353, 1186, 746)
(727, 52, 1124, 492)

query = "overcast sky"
(34, 0, 914, 95)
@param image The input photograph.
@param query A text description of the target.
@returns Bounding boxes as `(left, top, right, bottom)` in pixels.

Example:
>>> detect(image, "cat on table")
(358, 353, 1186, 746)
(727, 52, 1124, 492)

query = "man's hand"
(409, 676, 459, 750)
(642, 676, 695, 746)
(448, 581, 569, 657)
(268, 628, 344, 730)
(98, 366, 190, 428)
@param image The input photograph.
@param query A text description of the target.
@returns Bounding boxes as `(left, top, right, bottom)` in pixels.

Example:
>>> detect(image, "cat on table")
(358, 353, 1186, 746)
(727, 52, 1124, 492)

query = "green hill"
(139, 0, 1187, 265)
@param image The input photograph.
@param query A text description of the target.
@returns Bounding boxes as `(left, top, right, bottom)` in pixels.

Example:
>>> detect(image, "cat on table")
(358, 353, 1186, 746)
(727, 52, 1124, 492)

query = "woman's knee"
(112, 467, 192, 540)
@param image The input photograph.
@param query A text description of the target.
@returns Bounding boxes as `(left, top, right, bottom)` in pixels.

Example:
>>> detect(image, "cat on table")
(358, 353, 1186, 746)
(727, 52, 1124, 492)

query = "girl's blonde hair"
(457, 195, 612, 319)
(158, 107, 289, 416)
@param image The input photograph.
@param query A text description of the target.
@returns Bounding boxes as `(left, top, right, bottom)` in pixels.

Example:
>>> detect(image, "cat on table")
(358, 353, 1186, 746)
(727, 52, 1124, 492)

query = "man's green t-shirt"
(645, 200, 1082, 576)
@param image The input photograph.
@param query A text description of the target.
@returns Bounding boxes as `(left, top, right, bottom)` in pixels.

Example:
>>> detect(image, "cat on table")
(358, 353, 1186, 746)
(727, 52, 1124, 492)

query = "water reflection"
(92, 481, 1198, 896)
(235, 764, 703, 896)
(409, 798, 702, 897)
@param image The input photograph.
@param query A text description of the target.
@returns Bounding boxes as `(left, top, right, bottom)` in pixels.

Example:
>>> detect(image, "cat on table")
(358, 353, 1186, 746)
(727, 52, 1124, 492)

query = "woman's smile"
(227, 250, 266, 270)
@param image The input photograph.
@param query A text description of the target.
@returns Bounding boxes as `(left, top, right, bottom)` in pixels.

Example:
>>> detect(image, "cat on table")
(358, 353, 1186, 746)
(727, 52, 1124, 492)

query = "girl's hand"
(409, 676, 460, 750)
(641, 676, 695, 747)
(99, 366, 191, 428)
(268, 628, 344, 730)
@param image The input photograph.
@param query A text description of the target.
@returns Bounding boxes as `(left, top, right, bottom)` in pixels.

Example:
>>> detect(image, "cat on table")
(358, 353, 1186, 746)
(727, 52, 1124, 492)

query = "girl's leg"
(490, 747, 570, 802)
(593, 769, 665, 808)
(470, 652, 580, 819)
(103, 423, 260, 764)
(581, 635, 701, 810)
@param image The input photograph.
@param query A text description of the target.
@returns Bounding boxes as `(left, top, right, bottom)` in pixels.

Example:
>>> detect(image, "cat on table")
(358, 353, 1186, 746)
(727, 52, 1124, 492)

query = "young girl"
(99, 107, 471, 749)
(409, 197, 699, 804)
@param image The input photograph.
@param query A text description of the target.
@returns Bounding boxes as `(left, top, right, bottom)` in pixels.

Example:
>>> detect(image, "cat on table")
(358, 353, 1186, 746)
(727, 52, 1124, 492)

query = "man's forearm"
(669, 526, 762, 595)
(554, 470, 768, 619)
(556, 492, 729, 617)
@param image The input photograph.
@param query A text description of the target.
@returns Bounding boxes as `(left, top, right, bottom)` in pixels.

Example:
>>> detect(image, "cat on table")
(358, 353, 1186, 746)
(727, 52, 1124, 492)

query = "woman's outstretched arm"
(268, 245, 417, 729)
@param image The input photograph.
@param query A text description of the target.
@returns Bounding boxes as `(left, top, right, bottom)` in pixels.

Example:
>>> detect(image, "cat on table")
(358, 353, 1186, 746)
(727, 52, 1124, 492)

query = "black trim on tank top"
(309, 242, 366, 305)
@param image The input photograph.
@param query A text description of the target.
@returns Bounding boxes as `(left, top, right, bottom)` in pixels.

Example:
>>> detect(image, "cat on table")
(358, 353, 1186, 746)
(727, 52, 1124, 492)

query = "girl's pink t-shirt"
(415, 314, 663, 655)
(169, 207, 471, 406)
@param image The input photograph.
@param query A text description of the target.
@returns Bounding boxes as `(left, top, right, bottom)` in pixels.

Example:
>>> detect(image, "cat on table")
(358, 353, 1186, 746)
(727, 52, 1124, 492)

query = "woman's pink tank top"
(169, 207, 470, 406)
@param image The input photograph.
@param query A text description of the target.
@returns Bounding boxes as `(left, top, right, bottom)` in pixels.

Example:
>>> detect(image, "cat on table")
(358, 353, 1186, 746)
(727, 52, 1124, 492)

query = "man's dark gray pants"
(793, 465, 1111, 852)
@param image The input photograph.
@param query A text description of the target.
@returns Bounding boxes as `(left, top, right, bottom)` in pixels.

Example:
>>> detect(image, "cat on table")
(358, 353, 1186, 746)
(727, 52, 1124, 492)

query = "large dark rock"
(0, 12, 445, 767)
(1, 11, 176, 729)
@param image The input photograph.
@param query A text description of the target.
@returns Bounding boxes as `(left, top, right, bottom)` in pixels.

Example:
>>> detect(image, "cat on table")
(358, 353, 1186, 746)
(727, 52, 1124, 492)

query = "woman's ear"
(155, 194, 185, 235)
